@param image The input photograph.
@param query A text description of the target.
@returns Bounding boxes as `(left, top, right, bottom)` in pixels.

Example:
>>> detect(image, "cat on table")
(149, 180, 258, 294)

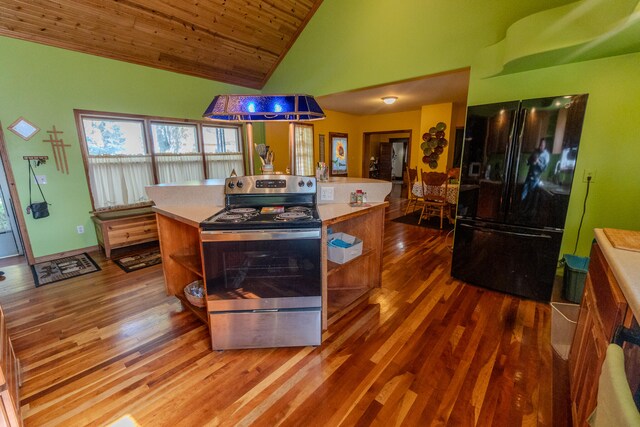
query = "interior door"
(0, 157, 22, 258)
(378, 143, 392, 181)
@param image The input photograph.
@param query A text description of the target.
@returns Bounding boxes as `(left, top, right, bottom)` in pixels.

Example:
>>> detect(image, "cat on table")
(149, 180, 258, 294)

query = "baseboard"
(32, 245, 100, 265)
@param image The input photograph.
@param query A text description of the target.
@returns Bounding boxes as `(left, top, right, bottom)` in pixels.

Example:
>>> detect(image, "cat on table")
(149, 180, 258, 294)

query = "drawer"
(209, 309, 321, 350)
(107, 219, 158, 245)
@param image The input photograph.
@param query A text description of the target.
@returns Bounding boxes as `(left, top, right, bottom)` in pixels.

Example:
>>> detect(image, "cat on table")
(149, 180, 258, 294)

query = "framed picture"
(329, 132, 348, 176)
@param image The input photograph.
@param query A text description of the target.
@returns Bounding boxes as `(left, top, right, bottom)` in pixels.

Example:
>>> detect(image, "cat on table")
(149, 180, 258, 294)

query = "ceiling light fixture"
(381, 96, 398, 105)
(203, 94, 326, 175)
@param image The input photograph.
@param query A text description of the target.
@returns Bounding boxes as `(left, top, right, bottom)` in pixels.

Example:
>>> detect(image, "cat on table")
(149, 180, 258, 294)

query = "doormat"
(391, 211, 454, 230)
(113, 248, 162, 273)
(31, 253, 100, 287)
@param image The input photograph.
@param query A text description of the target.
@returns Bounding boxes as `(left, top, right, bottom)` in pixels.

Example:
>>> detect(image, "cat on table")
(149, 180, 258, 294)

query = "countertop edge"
(594, 228, 640, 320)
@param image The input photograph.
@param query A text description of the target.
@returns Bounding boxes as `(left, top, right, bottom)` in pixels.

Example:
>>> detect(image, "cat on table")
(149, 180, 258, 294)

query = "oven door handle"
(201, 229, 321, 242)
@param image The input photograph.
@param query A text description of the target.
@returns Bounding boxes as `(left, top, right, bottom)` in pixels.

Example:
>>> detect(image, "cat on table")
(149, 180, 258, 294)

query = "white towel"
(589, 344, 640, 427)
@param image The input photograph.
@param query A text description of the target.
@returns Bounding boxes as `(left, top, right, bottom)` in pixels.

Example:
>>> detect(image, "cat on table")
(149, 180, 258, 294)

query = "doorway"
(362, 130, 412, 181)
(0, 153, 23, 258)
(0, 126, 28, 262)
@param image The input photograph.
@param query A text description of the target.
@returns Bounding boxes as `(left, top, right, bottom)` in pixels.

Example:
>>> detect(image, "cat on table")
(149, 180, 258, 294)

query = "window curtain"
(206, 153, 244, 178)
(88, 156, 154, 209)
(295, 125, 314, 176)
(155, 154, 205, 183)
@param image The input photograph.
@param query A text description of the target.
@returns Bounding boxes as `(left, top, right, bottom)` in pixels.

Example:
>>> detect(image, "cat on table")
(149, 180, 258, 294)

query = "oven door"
(201, 228, 322, 312)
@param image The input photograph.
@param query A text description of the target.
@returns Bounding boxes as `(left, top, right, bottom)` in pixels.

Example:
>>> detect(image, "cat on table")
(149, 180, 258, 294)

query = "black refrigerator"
(451, 94, 588, 301)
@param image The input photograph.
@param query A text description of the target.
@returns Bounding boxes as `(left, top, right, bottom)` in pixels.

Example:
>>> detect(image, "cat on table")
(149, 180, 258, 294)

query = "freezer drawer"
(451, 220, 563, 301)
(209, 308, 321, 350)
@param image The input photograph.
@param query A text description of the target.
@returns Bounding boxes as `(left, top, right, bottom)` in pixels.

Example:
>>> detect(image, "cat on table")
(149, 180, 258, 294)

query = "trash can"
(563, 254, 590, 304)
(551, 302, 581, 360)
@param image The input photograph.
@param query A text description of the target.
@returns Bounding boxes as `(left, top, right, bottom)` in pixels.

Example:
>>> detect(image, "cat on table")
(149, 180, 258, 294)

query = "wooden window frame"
(74, 109, 245, 212)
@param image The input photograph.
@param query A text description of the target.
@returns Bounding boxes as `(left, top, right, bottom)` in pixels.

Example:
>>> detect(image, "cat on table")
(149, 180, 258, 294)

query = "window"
(203, 125, 244, 178)
(151, 123, 203, 183)
(294, 123, 314, 176)
(76, 110, 245, 211)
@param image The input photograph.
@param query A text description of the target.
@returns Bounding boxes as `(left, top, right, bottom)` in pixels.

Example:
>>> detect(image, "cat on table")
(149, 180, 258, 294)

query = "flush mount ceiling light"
(381, 96, 398, 105)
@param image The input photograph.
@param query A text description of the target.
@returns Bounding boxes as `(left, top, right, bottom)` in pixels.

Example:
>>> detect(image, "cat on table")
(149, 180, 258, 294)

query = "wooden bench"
(91, 208, 159, 259)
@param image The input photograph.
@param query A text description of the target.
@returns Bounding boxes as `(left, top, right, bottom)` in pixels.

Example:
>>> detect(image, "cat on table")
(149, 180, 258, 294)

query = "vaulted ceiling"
(0, 0, 323, 89)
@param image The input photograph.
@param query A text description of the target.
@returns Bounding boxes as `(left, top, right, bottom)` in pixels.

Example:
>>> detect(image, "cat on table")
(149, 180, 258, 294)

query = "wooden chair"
(404, 166, 421, 214)
(419, 171, 449, 228)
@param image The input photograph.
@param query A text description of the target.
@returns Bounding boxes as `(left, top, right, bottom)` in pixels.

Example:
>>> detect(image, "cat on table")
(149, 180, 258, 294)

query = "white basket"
(551, 302, 581, 360)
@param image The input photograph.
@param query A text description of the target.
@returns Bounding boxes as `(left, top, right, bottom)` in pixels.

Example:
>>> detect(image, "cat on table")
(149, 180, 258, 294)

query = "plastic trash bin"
(551, 302, 581, 360)
(563, 254, 590, 303)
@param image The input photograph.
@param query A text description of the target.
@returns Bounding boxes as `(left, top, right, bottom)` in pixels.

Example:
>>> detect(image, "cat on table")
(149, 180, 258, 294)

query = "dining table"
(412, 182, 459, 205)
(411, 181, 459, 223)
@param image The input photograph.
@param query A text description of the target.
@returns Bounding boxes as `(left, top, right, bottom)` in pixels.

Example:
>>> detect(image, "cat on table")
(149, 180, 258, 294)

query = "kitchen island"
(146, 177, 392, 336)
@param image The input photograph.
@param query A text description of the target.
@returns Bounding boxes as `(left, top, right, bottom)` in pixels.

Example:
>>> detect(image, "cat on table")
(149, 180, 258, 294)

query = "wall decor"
(329, 132, 348, 176)
(421, 122, 448, 169)
(43, 126, 71, 174)
(8, 117, 40, 141)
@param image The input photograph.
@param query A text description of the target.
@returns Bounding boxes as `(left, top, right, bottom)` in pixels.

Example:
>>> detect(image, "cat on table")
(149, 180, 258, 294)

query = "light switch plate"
(320, 187, 334, 201)
(35, 175, 47, 184)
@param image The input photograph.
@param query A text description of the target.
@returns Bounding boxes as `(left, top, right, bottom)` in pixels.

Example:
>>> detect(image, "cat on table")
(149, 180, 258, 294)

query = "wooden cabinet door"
(569, 279, 608, 426)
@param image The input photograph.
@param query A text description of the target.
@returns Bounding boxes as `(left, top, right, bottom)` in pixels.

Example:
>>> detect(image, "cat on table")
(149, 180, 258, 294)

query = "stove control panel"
(225, 175, 316, 194)
(258, 180, 288, 189)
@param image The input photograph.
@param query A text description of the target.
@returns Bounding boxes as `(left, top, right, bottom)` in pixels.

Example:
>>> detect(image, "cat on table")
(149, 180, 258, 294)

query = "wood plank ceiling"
(0, 0, 323, 89)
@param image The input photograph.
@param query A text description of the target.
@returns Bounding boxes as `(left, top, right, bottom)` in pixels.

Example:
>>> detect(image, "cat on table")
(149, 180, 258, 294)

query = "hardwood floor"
(0, 193, 554, 426)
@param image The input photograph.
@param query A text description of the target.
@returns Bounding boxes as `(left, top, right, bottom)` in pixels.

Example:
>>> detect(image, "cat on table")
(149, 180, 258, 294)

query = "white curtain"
(155, 154, 205, 183)
(88, 156, 154, 209)
(206, 153, 244, 178)
(295, 125, 314, 176)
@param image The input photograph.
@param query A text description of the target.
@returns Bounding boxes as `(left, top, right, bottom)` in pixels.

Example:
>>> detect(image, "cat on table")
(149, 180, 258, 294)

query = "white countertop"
(594, 228, 640, 320)
(146, 177, 392, 224)
(318, 202, 387, 222)
(152, 204, 221, 227)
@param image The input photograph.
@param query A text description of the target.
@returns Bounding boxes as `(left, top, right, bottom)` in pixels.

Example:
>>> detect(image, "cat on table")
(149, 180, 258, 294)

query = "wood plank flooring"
(0, 193, 554, 426)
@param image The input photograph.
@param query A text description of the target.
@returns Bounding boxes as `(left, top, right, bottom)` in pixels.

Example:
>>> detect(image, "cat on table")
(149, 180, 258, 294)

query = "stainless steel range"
(200, 175, 322, 350)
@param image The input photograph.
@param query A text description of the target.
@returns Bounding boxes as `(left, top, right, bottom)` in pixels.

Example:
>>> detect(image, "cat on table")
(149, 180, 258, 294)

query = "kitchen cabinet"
(568, 243, 630, 426)
(0, 306, 21, 426)
(322, 204, 386, 328)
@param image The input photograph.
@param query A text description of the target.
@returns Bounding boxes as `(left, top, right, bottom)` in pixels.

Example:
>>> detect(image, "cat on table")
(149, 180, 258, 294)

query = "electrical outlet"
(320, 186, 334, 201)
(35, 175, 47, 184)
(582, 169, 597, 183)
(77, 225, 85, 234)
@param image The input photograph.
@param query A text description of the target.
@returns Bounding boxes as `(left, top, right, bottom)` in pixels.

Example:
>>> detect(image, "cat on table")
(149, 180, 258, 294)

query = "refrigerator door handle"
(458, 223, 552, 239)
(503, 107, 529, 216)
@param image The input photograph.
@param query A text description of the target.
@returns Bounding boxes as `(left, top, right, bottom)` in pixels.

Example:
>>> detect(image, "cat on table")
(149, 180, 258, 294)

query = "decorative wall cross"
(43, 126, 71, 174)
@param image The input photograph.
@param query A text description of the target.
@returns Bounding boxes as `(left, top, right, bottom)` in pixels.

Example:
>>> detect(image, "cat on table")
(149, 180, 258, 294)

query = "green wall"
(264, 0, 576, 95)
(0, 36, 255, 258)
(265, 0, 640, 257)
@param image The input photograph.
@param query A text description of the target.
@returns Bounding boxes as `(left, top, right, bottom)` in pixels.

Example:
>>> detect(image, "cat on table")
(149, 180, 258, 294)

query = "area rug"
(31, 253, 100, 287)
(392, 211, 454, 230)
(113, 248, 162, 273)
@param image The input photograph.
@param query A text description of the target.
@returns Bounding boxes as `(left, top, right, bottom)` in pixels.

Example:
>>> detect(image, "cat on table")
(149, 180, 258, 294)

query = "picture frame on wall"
(329, 132, 348, 176)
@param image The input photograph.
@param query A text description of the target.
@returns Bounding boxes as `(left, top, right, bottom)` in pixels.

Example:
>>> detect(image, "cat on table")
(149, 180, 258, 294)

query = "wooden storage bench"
(91, 209, 158, 259)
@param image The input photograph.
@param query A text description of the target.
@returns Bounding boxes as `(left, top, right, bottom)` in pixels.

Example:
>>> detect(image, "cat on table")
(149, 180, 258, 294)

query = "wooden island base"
(322, 204, 386, 329)
(154, 202, 387, 341)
